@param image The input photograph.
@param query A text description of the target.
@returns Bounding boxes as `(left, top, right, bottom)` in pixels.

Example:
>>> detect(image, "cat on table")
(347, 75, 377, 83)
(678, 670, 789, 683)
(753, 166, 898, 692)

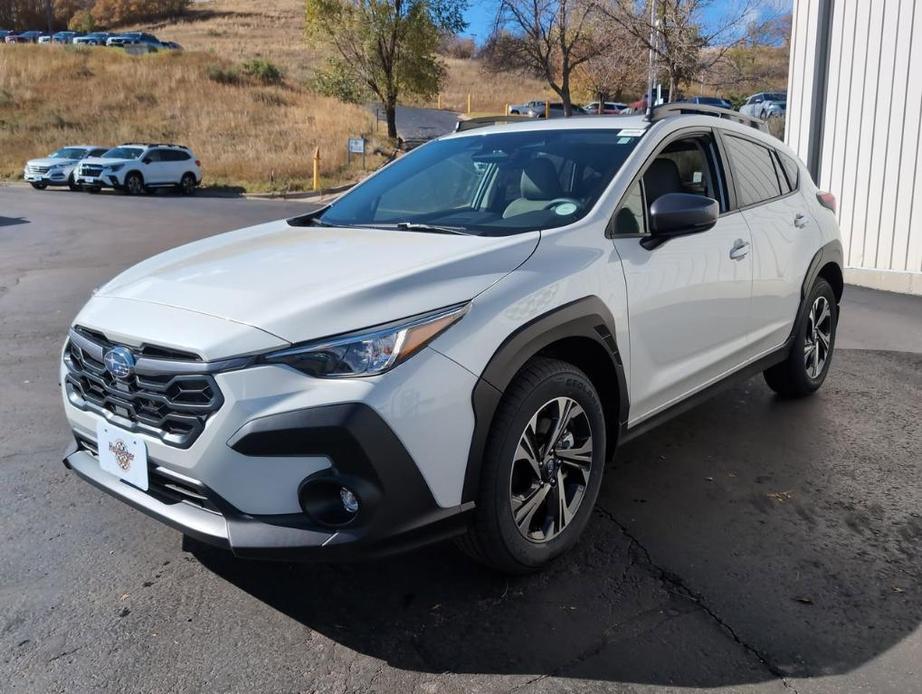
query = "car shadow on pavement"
(194, 349, 922, 688)
(0, 216, 29, 227)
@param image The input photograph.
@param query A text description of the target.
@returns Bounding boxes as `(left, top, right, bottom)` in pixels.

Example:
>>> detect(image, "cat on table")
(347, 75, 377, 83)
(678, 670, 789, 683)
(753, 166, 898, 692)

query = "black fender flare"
(801, 238, 843, 301)
(461, 296, 628, 504)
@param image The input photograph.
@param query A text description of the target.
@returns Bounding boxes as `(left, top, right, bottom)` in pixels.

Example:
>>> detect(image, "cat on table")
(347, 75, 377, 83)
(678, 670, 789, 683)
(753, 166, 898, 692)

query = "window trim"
(607, 126, 730, 239)
(716, 130, 800, 212)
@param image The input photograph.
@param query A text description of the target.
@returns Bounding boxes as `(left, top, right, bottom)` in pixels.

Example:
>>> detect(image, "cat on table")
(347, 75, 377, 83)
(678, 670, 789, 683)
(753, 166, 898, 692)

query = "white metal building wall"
(787, 0, 922, 295)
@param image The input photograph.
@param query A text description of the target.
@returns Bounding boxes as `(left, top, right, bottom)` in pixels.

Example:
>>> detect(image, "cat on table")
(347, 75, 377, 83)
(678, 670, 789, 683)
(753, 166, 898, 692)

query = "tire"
(457, 357, 606, 574)
(764, 277, 837, 397)
(86, 186, 101, 194)
(30, 182, 47, 190)
(178, 172, 197, 195)
(124, 172, 144, 196)
(68, 174, 81, 192)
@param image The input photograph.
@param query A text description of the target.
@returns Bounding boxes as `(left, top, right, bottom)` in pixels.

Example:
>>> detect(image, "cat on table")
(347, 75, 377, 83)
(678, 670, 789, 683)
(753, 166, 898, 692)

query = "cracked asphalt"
(2, 186, 921, 693)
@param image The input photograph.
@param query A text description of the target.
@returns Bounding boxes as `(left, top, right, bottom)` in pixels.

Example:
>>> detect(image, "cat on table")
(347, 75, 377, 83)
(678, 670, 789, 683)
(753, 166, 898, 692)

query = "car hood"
(96, 219, 540, 346)
(28, 157, 77, 167)
(79, 156, 134, 167)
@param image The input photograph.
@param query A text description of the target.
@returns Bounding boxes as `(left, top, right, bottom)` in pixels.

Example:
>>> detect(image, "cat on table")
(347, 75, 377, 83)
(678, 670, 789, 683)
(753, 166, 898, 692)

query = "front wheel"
(764, 277, 837, 397)
(68, 174, 81, 192)
(124, 172, 144, 196)
(30, 182, 47, 190)
(457, 357, 606, 573)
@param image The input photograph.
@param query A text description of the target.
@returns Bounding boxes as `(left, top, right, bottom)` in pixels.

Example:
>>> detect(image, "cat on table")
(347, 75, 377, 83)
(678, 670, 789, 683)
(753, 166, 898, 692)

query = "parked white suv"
(75, 143, 202, 195)
(61, 107, 843, 572)
(24, 145, 108, 190)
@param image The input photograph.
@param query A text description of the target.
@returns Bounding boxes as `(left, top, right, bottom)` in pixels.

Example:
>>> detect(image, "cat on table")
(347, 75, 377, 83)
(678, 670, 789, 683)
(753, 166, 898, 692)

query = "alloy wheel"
(804, 295, 832, 379)
(509, 397, 593, 543)
(127, 175, 143, 195)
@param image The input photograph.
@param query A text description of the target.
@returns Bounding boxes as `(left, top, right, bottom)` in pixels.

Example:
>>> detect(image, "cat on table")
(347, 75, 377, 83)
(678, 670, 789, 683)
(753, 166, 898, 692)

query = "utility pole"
(45, 0, 54, 34)
(645, 0, 658, 119)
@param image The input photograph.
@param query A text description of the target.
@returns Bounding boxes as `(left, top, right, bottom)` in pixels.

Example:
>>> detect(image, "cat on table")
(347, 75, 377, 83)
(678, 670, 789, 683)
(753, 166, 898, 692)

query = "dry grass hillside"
(0, 45, 377, 191)
(132, 0, 548, 112)
(1, 0, 550, 190)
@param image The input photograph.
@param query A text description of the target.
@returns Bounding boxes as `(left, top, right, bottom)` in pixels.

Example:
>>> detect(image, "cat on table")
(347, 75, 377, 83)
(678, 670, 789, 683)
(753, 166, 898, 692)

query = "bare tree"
(602, 0, 764, 102)
(575, 17, 647, 105)
(486, 0, 603, 116)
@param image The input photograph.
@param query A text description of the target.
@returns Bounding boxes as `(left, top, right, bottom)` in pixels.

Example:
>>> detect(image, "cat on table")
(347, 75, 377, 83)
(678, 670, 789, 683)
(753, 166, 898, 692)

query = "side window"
(776, 151, 800, 191)
(642, 135, 724, 212)
(90, 148, 107, 157)
(724, 135, 783, 207)
(613, 180, 646, 235)
(145, 149, 163, 163)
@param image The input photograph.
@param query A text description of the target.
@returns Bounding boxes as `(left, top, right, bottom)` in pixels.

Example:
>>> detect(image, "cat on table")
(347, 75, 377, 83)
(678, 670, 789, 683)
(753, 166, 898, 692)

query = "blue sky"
(460, 0, 793, 45)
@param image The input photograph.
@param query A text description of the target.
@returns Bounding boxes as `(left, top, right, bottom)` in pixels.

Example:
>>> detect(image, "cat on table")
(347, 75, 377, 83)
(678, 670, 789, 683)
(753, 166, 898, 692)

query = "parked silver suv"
(61, 106, 843, 572)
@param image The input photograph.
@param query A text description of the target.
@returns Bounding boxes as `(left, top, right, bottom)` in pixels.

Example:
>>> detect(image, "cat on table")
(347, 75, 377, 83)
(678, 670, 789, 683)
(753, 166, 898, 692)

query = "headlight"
(262, 303, 469, 378)
(106, 164, 125, 172)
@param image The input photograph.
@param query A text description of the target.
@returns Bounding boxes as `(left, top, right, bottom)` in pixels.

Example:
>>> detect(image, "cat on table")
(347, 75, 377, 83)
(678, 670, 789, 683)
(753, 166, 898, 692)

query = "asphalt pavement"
(1, 185, 921, 693)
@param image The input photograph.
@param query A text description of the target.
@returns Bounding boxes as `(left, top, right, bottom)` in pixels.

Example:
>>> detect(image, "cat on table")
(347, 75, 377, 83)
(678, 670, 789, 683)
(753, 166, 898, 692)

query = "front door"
(611, 131, 753, 425)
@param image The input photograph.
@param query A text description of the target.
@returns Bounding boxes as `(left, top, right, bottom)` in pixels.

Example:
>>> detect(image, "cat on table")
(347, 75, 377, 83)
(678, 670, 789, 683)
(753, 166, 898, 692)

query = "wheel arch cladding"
(802, 239, 844, 303)
(462, 296, 628, 504)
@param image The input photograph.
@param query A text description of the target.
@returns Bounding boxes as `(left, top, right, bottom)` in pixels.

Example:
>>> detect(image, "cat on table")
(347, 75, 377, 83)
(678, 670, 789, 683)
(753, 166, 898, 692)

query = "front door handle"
(794, 213, 809, 229)
(729, 239, 750, 260)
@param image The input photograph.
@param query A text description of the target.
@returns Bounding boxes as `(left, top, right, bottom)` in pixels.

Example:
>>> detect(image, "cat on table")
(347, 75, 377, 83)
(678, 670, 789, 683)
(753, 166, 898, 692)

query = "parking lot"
(1, 185, 921, 693)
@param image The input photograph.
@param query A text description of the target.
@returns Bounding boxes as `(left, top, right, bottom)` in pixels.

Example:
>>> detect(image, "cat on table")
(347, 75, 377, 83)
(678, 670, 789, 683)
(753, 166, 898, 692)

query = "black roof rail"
(650, 103, 768, 132)
(119, 142, 190, 149)
(455, 114, 534, 132)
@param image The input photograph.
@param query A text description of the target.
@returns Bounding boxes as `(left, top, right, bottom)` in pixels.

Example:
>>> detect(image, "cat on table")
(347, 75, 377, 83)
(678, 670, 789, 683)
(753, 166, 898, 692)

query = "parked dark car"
(73, 32, 112, 46)
(106, 32, 162, 51)
(6, 31, 43, 43)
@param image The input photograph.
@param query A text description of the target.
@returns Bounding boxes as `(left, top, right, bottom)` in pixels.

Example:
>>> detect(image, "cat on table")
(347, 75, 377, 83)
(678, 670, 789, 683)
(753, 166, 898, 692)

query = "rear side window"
(776, 151, 800, 191)
(724, 135, 783, 207)
(162, 150, 191, 161)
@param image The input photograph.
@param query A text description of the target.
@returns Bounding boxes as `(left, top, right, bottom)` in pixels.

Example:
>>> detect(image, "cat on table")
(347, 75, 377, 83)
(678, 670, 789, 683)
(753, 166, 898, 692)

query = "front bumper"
(63, 401, 474, 560)
(24, 171, 70, 185)
(75, 174, 117, 188)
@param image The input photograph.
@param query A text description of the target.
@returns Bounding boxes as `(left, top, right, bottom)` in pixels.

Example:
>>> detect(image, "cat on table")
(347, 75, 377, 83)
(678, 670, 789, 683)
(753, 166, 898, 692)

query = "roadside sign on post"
(347, 136, 366, 169)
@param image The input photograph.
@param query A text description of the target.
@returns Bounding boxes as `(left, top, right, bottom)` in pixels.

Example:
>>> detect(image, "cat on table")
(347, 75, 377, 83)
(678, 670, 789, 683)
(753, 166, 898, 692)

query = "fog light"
(340, 486, 359, 514)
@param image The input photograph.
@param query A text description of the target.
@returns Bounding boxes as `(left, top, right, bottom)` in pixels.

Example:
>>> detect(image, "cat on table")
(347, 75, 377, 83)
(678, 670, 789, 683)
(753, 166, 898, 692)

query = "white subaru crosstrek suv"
(23, 145, 108, 191)
(75, 143, 202, 195)
(61, 107, 843, 573)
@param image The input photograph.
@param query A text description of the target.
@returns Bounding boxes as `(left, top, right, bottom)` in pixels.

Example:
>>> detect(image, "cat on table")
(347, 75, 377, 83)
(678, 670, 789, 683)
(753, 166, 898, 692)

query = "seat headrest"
(643, 158, 683, 204)
(521, 158, 562, 200)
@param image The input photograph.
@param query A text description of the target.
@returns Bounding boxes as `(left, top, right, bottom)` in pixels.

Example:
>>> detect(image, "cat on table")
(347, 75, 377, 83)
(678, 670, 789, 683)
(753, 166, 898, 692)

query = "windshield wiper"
(395, 222, 471, 235)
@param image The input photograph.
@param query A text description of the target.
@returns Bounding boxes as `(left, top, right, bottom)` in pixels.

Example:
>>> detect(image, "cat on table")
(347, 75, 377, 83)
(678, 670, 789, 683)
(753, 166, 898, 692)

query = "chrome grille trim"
(68, 328, 253, 376)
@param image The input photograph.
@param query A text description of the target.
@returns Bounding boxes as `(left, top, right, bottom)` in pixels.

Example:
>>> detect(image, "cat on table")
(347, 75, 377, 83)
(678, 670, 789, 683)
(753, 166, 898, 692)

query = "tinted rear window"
(724, 135, 783, 207)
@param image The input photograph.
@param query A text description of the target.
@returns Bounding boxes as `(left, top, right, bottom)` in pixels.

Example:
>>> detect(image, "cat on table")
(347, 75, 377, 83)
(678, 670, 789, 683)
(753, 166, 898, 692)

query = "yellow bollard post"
(312, 146, 320, 192)
(437, 94, 441, 110)
(467, 93, 472, 114)
(544, 100, 549, 119)
(505, 103, 510, 116)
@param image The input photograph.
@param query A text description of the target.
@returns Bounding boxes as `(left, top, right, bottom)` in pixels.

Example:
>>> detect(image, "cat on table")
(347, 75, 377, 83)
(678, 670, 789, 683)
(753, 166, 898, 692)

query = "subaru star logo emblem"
(104, 346, 135, 381)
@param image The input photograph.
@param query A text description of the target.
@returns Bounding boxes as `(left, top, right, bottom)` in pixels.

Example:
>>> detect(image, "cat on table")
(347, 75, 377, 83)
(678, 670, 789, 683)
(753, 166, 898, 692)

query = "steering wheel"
(542, 198, 581, 213)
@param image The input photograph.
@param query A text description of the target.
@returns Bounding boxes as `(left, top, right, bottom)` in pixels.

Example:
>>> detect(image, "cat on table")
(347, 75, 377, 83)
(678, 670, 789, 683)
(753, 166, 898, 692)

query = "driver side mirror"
(641, 193, 719, 250)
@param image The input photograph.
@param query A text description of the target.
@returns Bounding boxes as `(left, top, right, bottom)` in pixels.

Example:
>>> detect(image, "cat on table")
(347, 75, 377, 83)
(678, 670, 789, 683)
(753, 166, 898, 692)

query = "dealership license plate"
(96, 421, 149, 491)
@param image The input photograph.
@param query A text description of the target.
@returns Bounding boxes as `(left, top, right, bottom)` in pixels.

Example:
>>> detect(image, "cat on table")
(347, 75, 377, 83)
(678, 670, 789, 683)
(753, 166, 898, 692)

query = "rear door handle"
(729, 239, 750, 260)
(794, 213, 809, 229)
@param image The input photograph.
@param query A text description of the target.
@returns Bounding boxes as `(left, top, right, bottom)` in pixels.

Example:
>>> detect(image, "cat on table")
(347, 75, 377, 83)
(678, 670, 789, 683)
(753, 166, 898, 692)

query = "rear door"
(611, 129, 754, 424)
(720, 134, 823, 354)
(143, 148, 170, 184)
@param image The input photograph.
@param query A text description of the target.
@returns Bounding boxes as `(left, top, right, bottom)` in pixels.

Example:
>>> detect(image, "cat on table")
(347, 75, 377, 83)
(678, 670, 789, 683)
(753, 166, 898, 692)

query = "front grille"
(64, 328, 223, 448)
(27, 165, 50, 174)
(79, 165, 103, 177)
(75, 436, 222, 514)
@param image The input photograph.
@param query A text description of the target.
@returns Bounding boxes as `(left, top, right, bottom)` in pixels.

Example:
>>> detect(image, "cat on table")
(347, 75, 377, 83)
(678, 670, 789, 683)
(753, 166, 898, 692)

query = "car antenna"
(644, 0, 659, 122)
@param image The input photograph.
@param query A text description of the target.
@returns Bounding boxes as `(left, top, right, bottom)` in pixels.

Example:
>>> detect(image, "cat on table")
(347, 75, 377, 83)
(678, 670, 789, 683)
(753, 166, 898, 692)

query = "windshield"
(102, 147, 143, 159)
(318, 128, 643, 236)
(50, 148, 88, 159)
